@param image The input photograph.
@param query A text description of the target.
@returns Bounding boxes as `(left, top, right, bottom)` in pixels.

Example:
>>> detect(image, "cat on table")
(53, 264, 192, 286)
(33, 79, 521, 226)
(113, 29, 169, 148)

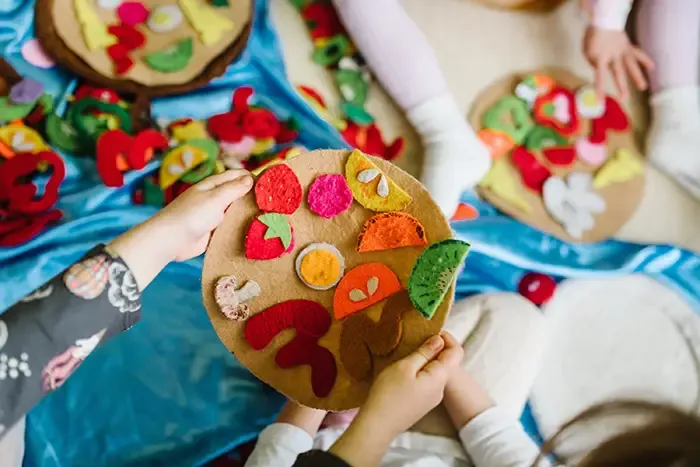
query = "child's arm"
(443, 368, 546, 467)
(589, 0, 633, 31)
(0, 170, 253, 436)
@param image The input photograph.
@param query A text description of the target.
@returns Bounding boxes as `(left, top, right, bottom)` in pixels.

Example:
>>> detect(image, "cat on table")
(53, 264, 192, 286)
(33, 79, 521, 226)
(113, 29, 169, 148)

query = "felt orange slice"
(333, 263, 402, 320)
(356, 212, 427, 253)
(345, 149, 411, 212)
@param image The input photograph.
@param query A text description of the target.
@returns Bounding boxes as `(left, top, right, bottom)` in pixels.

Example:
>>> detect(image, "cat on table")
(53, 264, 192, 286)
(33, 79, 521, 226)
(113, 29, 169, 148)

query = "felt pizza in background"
(472, 69, 644, 243)
(202, 149, 470, 410)
(34, 0, 253, 96)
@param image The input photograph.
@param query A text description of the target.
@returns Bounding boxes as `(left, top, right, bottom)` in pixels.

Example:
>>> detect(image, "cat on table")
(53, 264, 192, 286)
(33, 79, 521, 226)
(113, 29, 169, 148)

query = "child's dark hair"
(536, 400, 700, 466)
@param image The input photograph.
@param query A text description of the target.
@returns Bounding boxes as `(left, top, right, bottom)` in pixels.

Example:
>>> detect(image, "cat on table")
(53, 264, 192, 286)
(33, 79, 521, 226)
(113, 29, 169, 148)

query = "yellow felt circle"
(300, 250, 341, 288)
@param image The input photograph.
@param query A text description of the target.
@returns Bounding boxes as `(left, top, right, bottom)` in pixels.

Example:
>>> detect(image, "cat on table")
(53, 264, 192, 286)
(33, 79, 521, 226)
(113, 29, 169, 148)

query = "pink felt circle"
(307, 174, 353, 219)
(117, 1, 150, 26)
(21, 39, 55, 69)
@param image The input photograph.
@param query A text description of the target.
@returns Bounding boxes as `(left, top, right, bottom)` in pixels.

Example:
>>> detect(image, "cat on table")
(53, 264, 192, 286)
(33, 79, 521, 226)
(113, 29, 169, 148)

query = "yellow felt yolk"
(576, 86, 605, 118)
(300, 249, 341, 289)
(0, 124, 49, 155)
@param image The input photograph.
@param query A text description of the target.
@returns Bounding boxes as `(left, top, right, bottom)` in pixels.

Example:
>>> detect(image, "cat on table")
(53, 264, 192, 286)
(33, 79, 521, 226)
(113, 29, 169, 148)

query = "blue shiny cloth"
(1, 0, 699, 464)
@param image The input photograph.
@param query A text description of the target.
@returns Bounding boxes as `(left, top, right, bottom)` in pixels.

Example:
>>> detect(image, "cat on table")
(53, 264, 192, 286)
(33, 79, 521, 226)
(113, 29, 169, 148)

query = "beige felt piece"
(202, 149, 455, 411)
(44, 0, 252, 88)
(470, 69, 644, 243)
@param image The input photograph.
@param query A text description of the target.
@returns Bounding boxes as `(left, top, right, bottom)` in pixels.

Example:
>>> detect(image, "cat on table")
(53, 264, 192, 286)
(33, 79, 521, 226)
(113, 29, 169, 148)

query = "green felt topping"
(68, 97, 132, 140)
(179, 138, 220, 184)
(481, 96, 534, 145)
(143, 178, 166, 207)
(0, 97, 34, 123)
(46, 113, 84, 154)
(38, 93, 54, 115)
(525, 126, 568, 151)
(335, 69, 368, 107)
(340, 102, 374, 125)
(210, 0, 229, 6)
(144, 38, 194, 74)
(408, 239, 470, 319)
(259, 213, 292, 249)
(312, 35, 351, 67)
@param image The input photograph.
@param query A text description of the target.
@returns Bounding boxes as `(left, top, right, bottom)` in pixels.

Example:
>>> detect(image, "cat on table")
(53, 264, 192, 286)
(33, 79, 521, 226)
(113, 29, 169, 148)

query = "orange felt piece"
(478, 129, 514, 159)
(356, 212, 428, 253)
(451, 203, 479, 221)
(333, 263, 402, 320)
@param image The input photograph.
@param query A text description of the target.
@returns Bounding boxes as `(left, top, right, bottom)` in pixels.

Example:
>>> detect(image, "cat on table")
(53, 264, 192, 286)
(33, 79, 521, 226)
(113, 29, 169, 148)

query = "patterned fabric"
(0, 245, 140, 437)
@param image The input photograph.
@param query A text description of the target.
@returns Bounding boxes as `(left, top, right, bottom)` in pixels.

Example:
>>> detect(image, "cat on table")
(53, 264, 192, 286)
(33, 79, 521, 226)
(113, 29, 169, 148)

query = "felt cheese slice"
(593, 148, 643, 189)
(479, 158, 532, 213)
(345, 150, 411, 212)
(333, 263, 402, 320)
(159, 143, 208, 189)
(296, 243, 345, 290)
(356, 212, 428, 253)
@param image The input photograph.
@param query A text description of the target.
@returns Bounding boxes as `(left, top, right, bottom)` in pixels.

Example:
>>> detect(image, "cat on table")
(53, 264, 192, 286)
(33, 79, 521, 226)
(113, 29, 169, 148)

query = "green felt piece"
(525, 126, 568, 151)
(408, 239, 470, 319)
(289, 0, 310, 10)
(0, 97, 34, 123)
(210, 0, 229, 6)
(312, 35, 351, 67)
(143, 178, 166, 206)
(38, 93, 54, 115)
(481, 96, 534, 145)
(144, 38, 194, 74)
(335, 69, 368, 107)
(340, 102, 374, 125)
(69, 97, 132, 141)
(259, 213, 292, 249)
(180, 138, 220, 184)
(45, 113, 84, 154)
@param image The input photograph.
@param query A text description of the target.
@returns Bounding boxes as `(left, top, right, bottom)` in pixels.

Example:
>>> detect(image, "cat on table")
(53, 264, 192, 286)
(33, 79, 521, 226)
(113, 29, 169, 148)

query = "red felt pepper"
(108, 24, 146, 50)
(542, 146, 576, 166)
(74, 85, 120, 104)
(511, 146, 551, 194)
(590, 96, 630, 144)
(245, 300, 337, 398)
(533, 87, 579, 136)
(341, 121, 404, 161)
(301, 2, 344, 40)
(242, 108, 281, 139)
(0, 151, 65, 215)
(96, 129, 169, 188)
(0, 209, 62, 247)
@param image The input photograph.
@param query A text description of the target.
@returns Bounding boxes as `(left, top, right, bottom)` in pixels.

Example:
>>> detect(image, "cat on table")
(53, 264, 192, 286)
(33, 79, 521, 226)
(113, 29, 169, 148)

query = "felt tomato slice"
(533, 87, 579, 136)
(244, 214, 295, 260)
(542, 146, 576, 166)
(511, 146, 552, 194)
(333, 263, 402, 320)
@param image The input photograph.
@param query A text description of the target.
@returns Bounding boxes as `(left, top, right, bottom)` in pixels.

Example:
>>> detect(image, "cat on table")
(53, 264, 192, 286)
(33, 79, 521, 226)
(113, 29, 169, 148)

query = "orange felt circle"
(333, 263, 402, 320)
(300, 249, 342, 289)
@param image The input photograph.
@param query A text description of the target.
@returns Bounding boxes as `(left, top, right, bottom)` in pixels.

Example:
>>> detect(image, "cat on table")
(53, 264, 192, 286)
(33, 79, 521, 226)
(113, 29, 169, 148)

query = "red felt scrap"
(254, 164, 303, 214)
(74, 85, 120, 104)
(244, 299, 337, 398)
(511, 146, 551, 194)
(517, 272, 556, 306)
(108, 24, 146, 50)
(341, 121, 404, 161)
(244, 217, 295, 260)
(97, 129, 169, 188)
(542, 146, 576, 166)
(302, 2, 344, 40)
(533, 87, 579, 136)
(590, 96, 630, 144)
(242, 108, 281, 139)
(0, 151, 65, 215)
(0, 210, 62, 247)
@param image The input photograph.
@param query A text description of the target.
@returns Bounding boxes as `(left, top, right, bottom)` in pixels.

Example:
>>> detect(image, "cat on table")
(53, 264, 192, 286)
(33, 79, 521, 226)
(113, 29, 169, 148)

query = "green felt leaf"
(0, 97, 34, 123)
(143, 178, 166, 207)
(144, 38, 194, 73)
(340, 102, 374, 125)
(259, 213, 292, 249)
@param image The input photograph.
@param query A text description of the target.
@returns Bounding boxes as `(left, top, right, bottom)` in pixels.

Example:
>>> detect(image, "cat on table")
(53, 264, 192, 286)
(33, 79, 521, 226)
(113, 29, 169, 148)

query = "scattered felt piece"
(178, 138, 220, 184)
(542, 146, 576, 167)
(335, 68, 368, 108)
(481, 96, 534, 145)
(9, 79, 43, 105)
(345, 149, 411, 212)
(341, 122, 404, 161)
(451, 202, 479, 221)
(214, 275, 261, 321)
(478, 158, 531, 213)
(408, 239, 470, 319)
(74, 0, 117, 50)
(69, 97, 132, 139)
(244, 300, 337, 398)
(307, 174, 353, 218)
(144, 38, 194, 73)
(575, 137, 607, 167)
(45, 113, 83, 154)
(244, 215, 295, 260)
(107, 23, 147, 49)
(339, 290, 413, 381)
(356, 212, 427, 253)
(512, 146, 552, 193)
(575, 85, 605, 119)
(524, 126, 568, 151)
(170, 119, 208, 142)
(21, 39, 55, 69)
(147, 4, 184, 32)
(533, 87, 579, 136)
(179, 0, 234, 46)
(295, 243, 345, 290)
(312, 35, 350, 67)
(0, 124, 50, 155)
(0, 151, 65, 214)
(254, 164, 303, 214)
(0, 97, 35, 123)
(0, 209, 62, 247)
(333, 263, 402, 320)
(117, 1, 149, 26)
(542, 172, 606, 239)
(478, 128, 514, 159)
(259, 213, 293, 249)
(594, 148, 644, 189)
(590, 96, 630, 144)
(97, 129, 169, 188)
(514, 73, 556, 107)
(517, 272, 556, 306)
(159, 143, 208, 189)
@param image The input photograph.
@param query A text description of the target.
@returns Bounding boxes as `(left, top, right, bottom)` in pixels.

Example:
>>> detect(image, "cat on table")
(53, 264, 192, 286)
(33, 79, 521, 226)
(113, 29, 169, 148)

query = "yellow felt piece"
(593, 148, 644, 190)
(74, 0, 116, 50)
(252, 137, 275, 155)
(0, 124, 50, 155)
(215, 160, 226, 174)
(479, 158, 532, 213)
(300, 249, 342, 289)
(172, 120, 208, 142)
(159, 144, 208, 189)
(345, 149, 412, 212)
(179, 0, 235, 46)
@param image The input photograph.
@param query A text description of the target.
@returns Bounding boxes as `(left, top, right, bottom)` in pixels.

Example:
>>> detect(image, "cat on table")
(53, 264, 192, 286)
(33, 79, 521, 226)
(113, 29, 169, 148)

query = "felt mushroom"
(542, 172, 606, 239)
(214, 275, 261, 321)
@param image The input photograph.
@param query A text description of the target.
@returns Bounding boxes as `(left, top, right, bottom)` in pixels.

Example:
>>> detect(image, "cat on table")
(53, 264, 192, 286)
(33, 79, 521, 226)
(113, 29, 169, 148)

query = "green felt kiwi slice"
(408, 239, 470, 319)
(144, 38, 194, 74)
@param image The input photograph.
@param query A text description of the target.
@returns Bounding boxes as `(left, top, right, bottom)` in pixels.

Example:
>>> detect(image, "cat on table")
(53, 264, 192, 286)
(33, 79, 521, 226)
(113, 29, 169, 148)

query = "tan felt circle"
(35, 0, 252, 96)
(202, 149, 455, 411)
(470, 68, 644, 243)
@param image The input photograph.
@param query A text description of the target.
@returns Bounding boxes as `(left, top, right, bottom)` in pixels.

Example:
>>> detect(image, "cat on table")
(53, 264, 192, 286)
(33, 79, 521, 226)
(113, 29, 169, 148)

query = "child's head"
(538, 400, 700, 466)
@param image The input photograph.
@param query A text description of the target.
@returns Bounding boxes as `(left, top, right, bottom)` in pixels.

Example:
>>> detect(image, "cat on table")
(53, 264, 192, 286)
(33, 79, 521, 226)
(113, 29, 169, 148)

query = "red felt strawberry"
(244, 215, 295, 260)
(590, 96, 630, 144)
(533, 87, 579, 136)
(542, 146, 576, 166)
(511, 146, 551, 194)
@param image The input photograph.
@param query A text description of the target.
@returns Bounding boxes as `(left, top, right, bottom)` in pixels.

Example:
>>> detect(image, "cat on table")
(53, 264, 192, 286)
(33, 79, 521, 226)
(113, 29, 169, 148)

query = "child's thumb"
(402, 335, 445, 374)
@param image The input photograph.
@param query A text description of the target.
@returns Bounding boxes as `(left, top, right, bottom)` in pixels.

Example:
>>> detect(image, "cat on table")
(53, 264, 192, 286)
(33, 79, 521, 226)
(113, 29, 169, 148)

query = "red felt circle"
(254, 164, 303, 214)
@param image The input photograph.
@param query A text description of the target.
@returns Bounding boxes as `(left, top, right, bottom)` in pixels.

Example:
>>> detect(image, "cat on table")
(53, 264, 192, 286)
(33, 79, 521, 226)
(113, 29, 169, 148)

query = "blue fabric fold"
(1, 0, 698, 464)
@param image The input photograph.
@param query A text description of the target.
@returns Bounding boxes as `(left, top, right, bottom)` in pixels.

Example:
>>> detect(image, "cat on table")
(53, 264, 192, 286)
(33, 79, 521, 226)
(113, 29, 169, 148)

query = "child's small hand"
(583, 26, 655, 100)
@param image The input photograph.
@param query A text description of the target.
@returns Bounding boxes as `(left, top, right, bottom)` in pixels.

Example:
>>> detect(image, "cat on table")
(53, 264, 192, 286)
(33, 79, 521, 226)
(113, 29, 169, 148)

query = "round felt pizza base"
(202, 149, 455, 411)
(470, 68, 644, 243)
(530, 275, 700, 453)
(34, 0, 253, 96)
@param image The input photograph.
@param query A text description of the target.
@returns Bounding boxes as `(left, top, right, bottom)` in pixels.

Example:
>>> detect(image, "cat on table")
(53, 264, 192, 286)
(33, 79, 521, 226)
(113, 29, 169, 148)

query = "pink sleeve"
(590, 0, 634, 31)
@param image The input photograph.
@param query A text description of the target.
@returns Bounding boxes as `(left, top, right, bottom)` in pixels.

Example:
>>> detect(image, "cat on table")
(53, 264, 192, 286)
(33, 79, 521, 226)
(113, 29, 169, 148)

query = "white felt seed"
(377, 175, 390, 198)
(340, 85, 355, 102)
(367, 276, 379, 296)
(349, 289, 367, 302)
(181, 150, 194, 167)
(236, 280, 262, 304)
(168, 164, 185, 175)
(357, 169, 380, 183)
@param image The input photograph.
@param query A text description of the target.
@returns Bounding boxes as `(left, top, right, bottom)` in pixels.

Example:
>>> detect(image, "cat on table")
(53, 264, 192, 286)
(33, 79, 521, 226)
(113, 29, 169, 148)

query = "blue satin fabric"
(0, 0, 699, 464)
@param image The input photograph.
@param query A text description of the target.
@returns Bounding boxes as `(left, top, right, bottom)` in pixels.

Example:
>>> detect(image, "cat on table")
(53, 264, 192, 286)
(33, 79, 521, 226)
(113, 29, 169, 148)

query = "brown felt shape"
(34, 0, 253, 96)
(201, 149, 455, 411)
(470, 68, 644, 243)
(339, 290, 414, 382)
(356, 212, 427, 253)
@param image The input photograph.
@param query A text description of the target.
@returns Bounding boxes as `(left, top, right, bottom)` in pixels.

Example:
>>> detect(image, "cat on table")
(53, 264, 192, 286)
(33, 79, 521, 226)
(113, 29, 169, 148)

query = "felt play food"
(515, 73, 556, 107)
(408, 239, 470, 319)
(96, 129, 169, 188)
(159, 142, 208, 189)
(307, 174, 352, 218)
(214, 275, 261, 321)
(517, 272, 556, 306)
(481, 96, 534, 144)
(202, 149, 458, 411)
(542, 172, 606, 240)
(34, 0, 253, 95)
(470, 69, 644, 243)
(254, 163, 303, 214)
(478, 128, 514, 159)
(345, 149, 411, 212)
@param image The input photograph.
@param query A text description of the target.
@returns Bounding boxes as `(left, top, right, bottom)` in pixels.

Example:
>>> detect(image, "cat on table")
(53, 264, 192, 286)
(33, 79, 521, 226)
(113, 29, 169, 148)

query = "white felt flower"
(543, 172, 606, 239)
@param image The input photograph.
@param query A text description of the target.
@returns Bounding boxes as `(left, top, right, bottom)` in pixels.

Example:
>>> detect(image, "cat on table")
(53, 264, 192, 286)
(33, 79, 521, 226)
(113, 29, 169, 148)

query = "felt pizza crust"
(34, 0, 253, 96)
(202, 149, 455, 411)
(470, 69, 644, 243)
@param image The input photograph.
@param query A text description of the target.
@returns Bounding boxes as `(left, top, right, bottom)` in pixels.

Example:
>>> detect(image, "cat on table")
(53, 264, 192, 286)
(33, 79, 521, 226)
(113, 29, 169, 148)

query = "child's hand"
(583, 26, 655, 100)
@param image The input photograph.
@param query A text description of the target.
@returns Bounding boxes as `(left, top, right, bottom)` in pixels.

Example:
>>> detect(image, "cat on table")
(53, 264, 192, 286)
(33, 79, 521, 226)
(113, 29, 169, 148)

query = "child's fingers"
(401, 335, 445, 374)
(611, 58, 628, 100)
(195, 170, 251, 192)
(206, 173, 254, 206)
(595, 63, 607, 98)
(624, 53, 648, 91)
(632, 47, 655, 71)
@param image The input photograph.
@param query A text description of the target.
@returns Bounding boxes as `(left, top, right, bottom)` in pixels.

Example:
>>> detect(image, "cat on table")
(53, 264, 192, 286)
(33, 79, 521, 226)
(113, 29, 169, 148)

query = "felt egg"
(575, 85, 605, 119)
(147, 5, 184, 33)
(295, 243, 345, 291)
